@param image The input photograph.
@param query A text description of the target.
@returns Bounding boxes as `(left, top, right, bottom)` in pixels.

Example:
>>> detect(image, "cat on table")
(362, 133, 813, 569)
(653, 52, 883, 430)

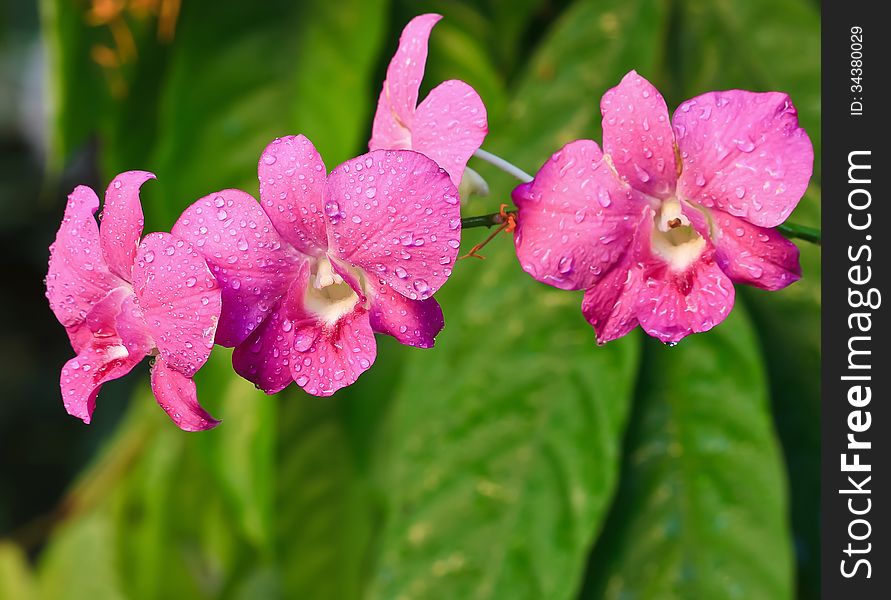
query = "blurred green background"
(0, 0, 820, 598)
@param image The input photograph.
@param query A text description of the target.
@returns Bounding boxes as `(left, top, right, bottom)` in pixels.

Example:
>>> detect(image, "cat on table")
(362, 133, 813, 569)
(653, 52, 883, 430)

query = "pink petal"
(150, 358, 220, 431)
(580, 253, 641, 345)
(131, 232, 221, 377)
(695, 208, 801, 290)
(172, 189, 303, 347)
(288, 308, 376, 397)
(116, 293, 155, 357)
(674, 90, 814, 228)
(513, 140, 648, 291)
(60, 338, 144, 424)
(370, 13, 442, 151)
(258, 135, 330, 255)
(633, 218, 735, 343)
(46, 185, 121, 350)
(601, 71, 678, 198)
(99, 171, 155, 281)
(368, 277, 444, 348)
(412, 79, 488, 186)
(326, 149, 460, 300)
(85, 286, 130, 338)
(231, 299, 297, 394)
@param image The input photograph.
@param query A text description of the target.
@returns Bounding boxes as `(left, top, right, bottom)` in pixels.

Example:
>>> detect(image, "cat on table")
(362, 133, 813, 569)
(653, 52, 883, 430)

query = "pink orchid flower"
(46, 172, 222, 430)
(173, 135, 460, 396)
(370, 13, 488, 187)
(513, 71, 813, 344)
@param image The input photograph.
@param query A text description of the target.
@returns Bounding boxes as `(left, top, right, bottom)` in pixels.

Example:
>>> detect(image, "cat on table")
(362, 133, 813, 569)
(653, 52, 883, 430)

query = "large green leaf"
(582, 307, 793, 599)
(0, 541, 34, 600)
(365, 1, 667, 598)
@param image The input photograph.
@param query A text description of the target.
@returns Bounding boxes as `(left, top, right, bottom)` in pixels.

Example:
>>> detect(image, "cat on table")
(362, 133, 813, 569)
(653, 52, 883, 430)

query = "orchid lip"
(303, 256, 365, 325)
(650, 197, 706, 271)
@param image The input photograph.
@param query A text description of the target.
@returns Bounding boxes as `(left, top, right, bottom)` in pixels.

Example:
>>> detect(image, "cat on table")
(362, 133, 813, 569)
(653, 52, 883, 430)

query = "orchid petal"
(601, 71, 678, 198)
(412, 79, 488, 186)
(132, 232, 221, 377)
(326, 149, 460, 300)
(674, 90, 813, 228)
(46, 185, 120, 350)
(513, 140, 647, 291)
(60, 338, 144, 424)
(369, 277, 444, 348)
(258, 135, 330, 255)
(288, 308, 376, 397)
(150, 358, 220, 431)
(173, 189, 302, 347)
(99, 171, 154, 280)
(370, 13, 442, 151)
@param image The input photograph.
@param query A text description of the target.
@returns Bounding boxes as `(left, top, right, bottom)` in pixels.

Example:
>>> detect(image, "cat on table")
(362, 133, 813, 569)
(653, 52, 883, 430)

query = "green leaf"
(37, 512, 127, 600)
(0, 541, 35, 600)
(366, 2, 667, 598)
(582, 307, 793, 600)
(669, 0, 820, 176)
(144, 0, 390, 230)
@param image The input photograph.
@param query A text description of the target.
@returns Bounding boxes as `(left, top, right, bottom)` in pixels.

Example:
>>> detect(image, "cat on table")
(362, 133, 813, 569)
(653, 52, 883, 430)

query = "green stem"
(778, 222, 821, 245)
(461, 212, 510, 229)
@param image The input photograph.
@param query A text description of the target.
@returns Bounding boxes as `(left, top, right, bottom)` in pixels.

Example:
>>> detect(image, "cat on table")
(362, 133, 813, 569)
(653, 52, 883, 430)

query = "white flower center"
(650, 197, 706, 271)
(303, 257, 364, 325)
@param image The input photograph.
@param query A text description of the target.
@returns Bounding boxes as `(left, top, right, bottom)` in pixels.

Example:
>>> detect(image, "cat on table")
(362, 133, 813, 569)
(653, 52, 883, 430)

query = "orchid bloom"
(173, 135, 460, 396)
(513, 71, 813, 344)
(46, 172, 222, 430)
(370, 13, 488, 188)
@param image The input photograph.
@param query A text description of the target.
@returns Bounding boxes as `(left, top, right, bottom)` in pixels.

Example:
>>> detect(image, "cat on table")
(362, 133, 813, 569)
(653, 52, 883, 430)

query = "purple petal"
(326, 149, 460, 300)
(601, 71, 678, 198)
(131, 232, 221, 377)
(172, 188, 303, 347)
(99, 171, 154, 280)
(150, 358, 220, 431)
(288, 308, 376, 397)
(60, 338, 144, 424)
(46, 185, 121, 351)
(369, 277, 444, 348)
(690, 207, 801, 290)
(258, 135, 330, 255)
(411, 79, 488, 186)
(370, 13, 442, 151)
(231, 299, 297, 394)
(674, 90, 813, 228)
(513, 140, 647, 291)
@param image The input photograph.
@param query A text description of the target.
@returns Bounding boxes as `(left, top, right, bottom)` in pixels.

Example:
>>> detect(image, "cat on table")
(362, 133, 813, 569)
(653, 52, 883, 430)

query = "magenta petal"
(46, 185, 121, 349)
(326, 149, 460, 300)
(289, 309, 376, 397)
(601, 71, 678, 198)
(370, 13, 442, 151)
(513, 140, 648, 291)
(172, 189, 302, 347)
(580, 257, 641, 345)
(85, 286, 131, 338)
(150, 358, 220, 431)
(132, 232, 221, 377)
(116, 293, 155, 357)
(231, 299, 296, 394)
(99, 171, 154, 280)
(60, 339, 144, 424)
(632, 218, 736, 343)
(702, 208, 801, 290)
(258, 135, 330, 255)
(369, 277, 444, 348)
(412, 79, 488, 186)
(674, 90, 814, 228)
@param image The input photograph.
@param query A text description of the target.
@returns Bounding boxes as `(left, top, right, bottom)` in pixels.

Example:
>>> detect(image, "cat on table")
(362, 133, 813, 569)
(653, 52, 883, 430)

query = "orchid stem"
(778, 222, 821, 245)
(473, 148, 534, 183)
(461, 212, 508, 229)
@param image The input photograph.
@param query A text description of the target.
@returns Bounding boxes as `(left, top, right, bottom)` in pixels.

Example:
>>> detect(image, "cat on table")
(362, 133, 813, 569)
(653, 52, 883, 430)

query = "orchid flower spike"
(46, 172, 223, 431)
(173, 135, 461, 396)
(370, 13, 488, 189)
(513, 71, 814, 344)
